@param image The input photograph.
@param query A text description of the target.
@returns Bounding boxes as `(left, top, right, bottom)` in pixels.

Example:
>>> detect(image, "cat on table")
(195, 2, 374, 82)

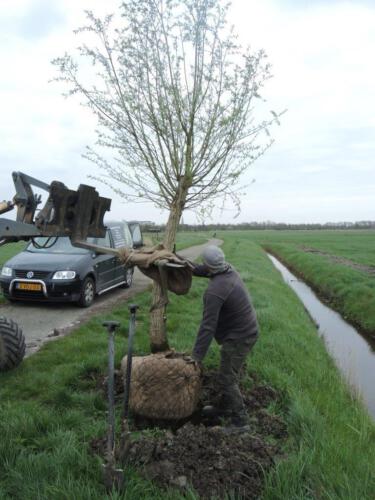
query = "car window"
(110, 224, 133, 248)
(27, 237, 89, 254)
(123, 224, 133, 247)
(131, 225, 142, 243)
(87, 230, 111, 248)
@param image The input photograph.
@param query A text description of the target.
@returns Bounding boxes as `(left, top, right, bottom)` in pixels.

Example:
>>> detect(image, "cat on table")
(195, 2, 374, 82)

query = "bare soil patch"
(91, 370, 287, 499)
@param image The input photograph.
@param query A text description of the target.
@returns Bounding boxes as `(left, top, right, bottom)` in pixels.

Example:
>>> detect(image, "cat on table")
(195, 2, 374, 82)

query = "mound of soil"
(129, 423, 273, 499)
(90, 369, 287, 498)
(109, 371, 288, 499)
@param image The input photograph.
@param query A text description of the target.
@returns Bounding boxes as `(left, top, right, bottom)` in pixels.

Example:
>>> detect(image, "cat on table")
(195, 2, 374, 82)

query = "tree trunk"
(149, 281, 170, 353)
(149, 184, 188, 353)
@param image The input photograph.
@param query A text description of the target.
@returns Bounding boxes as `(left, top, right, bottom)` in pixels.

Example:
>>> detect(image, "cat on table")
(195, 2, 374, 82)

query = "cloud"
(0, 0, 65, 41)
(0, 0, 374, 224)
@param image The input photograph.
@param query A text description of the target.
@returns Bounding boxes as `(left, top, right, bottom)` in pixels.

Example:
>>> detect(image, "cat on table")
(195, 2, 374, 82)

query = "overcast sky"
(0, 0, 374, 224)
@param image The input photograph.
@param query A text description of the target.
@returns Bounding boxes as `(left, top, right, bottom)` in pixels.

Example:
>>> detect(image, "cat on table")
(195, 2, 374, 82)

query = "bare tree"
(53, 0, 281, 352)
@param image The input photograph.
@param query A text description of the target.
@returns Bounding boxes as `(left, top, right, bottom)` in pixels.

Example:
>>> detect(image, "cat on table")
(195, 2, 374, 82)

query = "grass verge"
(0, 232, 374, 499)
(253, 231, 375, 338)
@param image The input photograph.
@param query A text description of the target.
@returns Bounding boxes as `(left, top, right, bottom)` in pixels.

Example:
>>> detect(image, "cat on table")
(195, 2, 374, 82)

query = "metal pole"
(119, 304, 139, 467)
(124, 304, 139, 419)
(102, 320, 120, 490)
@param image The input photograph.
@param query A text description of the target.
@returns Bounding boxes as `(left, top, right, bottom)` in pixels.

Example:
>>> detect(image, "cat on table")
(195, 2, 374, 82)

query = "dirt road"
(0, 239, 221, 355)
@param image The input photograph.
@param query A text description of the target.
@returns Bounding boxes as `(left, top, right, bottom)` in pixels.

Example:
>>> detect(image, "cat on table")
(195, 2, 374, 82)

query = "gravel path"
(0, 239, 222, 355)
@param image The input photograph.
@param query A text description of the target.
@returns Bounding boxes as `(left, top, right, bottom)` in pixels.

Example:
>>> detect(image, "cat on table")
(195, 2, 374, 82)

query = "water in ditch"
(268, 254, 375, 419)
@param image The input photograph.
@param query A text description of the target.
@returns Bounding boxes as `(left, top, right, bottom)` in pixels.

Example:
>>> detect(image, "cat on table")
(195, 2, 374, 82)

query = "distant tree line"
(142, 220, 375, 232)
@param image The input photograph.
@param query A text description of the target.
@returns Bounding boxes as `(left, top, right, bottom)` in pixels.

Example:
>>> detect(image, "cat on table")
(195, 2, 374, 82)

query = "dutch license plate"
(16, 282, 42, 291)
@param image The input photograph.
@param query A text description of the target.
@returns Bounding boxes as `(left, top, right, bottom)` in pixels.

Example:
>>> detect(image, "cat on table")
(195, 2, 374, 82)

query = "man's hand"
(185, 260, 196, 270)
(193, 359, 203, 371)
(175, 255, 196, 270)
(184, 355, 203, 371)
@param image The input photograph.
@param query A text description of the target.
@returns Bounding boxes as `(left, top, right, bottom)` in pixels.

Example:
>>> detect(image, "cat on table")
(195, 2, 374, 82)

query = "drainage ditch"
(268, 253, 375, 419)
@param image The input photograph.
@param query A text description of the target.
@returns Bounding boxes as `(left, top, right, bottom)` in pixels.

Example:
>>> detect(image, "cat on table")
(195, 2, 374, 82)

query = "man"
(190, 245, 259, 431)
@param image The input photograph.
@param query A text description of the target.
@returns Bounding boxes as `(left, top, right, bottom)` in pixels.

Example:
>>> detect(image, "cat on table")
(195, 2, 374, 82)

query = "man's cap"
(201, 245, 226, 272)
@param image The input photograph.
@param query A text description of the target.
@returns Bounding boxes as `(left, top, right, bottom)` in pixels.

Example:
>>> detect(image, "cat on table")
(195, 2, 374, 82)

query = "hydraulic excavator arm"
(0, 171, 113, 253)
(0, 171, 113, 373)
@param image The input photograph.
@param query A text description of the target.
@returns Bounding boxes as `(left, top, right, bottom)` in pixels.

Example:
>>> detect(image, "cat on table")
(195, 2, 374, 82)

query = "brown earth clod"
(91, 370, 288, 499)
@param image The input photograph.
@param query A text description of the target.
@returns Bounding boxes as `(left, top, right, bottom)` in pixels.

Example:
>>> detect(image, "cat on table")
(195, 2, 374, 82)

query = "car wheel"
(124, 268, 134, 288)
(0, 317, 25, 372)
(78, 276, 95, 307)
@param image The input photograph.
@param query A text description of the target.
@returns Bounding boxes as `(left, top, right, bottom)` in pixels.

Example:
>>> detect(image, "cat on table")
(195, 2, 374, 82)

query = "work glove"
(174, 254, 196, 270)
(184, 354, 203, 371)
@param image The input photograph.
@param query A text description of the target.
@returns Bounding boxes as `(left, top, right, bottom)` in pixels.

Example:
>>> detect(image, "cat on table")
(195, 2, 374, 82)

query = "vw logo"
(26, 271, 34, 279)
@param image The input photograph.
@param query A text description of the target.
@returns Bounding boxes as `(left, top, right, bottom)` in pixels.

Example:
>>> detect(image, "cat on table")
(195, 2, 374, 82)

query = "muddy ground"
(92, 371, 287, 499)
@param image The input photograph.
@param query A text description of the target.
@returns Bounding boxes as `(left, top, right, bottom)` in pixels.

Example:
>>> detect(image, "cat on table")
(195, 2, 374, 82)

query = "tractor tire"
(0, 317, 26, 372)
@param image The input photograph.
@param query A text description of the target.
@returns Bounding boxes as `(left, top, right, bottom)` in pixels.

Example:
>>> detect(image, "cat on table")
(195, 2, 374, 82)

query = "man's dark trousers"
(217, 336, 257, 419)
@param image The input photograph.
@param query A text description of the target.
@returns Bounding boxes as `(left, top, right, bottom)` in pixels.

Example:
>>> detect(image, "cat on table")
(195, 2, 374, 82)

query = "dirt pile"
(124, 372, 287, 499)
(129, 423, 273, 499)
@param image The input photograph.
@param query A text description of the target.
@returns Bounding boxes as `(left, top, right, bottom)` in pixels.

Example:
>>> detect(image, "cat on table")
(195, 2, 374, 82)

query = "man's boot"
(220, 413, 250, 434)
(201, 405, 232, 418)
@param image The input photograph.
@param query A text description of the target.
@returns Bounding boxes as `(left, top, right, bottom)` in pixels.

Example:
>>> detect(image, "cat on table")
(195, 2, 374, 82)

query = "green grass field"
(0, 232, 374, 499)
(249, 229, 375, 265)
(243, 229, 375, 336)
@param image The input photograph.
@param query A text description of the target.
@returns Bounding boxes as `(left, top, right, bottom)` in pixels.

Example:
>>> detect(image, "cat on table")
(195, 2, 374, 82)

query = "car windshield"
(26, 237, 90, 254)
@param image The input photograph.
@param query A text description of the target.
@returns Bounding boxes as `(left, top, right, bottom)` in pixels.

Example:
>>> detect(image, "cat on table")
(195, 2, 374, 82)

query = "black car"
(0, 221, 143, 307)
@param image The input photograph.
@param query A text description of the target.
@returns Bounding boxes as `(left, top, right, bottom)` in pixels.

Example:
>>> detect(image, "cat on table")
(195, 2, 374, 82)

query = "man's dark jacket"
(192, 265, 258, 361)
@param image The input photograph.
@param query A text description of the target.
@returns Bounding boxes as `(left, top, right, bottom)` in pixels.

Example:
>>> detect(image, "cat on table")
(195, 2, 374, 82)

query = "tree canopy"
(53, 0, 281, 227)
(53, 0, 282, 351)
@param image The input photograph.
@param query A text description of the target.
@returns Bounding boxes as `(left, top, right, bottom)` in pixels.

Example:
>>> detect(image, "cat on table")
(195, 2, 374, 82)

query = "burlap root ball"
(121, 352, 202, 420)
